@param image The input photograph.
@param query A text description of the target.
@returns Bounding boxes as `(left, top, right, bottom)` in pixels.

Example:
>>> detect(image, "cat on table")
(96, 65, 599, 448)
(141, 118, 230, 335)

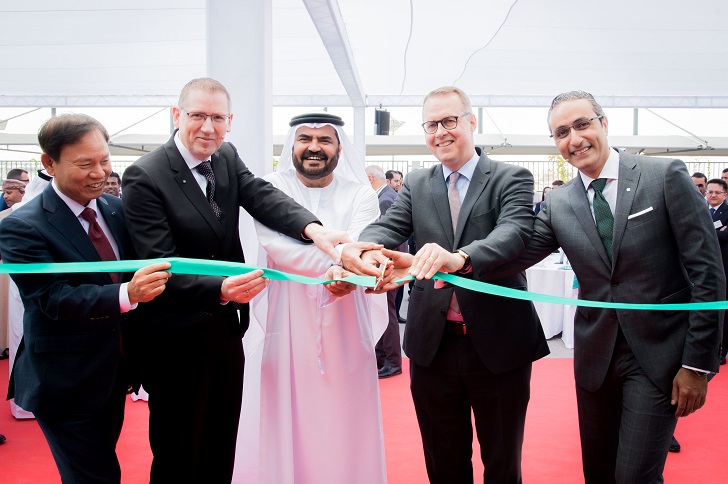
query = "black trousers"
(35, 363, 127, 484)
(410, 330, 531, 484)
(144, 319, 245, 484)
(376, 288, 402, 368)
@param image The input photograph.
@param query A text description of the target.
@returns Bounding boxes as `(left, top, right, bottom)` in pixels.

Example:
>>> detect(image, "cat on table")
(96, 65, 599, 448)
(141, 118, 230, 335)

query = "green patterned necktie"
(590, 178, 613, 263)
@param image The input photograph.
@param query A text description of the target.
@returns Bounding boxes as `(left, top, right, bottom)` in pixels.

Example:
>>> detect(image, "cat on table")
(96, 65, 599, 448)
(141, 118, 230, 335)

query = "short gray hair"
(548, 90, 605, 125)
(365, 165, 386, 180)
(178, 77, 231, 112)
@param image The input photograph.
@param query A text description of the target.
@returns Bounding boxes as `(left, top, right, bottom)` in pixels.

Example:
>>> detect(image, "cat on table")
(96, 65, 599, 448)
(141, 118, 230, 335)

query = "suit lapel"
(713, 201, 727, 221)
(164, 140, 225, 240)
(42, 188, 113, 283)
(429, 165, 454, 247)
(568, 179, 612, 269)
(612, 153, 640, 265)
(455, 153, 490, 247)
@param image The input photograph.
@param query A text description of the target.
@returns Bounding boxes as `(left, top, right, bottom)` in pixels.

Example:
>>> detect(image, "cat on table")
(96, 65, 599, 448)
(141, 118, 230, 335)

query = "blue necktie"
(710, 207, 716, 217)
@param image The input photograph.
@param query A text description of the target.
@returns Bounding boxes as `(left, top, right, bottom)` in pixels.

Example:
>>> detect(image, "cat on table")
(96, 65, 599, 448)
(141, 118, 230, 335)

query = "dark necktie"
(197, 160, 221, 218)
(710, 207, 716, 217)
(590, 178, 614, 263)
(80, 207, 119, 283)
(447, 172, 462, 319)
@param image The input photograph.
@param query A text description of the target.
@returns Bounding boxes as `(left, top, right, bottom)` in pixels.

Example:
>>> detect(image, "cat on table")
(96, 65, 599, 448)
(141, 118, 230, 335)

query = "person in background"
(692, 172, 708, 197)
(105, 171, 121, 197)
(534, 186, 551, 215)
(386, 169, 403, 192)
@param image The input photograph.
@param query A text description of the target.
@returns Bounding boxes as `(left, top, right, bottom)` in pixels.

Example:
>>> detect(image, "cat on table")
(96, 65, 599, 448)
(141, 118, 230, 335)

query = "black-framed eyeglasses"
(550, 115, 603, 140)
(421, 113, 471, 134)
(182, 109, 230, 125)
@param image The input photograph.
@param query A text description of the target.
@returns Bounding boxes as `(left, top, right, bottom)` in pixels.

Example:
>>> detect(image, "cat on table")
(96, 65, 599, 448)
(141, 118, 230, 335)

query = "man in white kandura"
(237, 113, 387, 483)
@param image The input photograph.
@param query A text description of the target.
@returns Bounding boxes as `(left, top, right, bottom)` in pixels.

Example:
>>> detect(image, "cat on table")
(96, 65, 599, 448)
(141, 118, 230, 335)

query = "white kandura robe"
(236, 171, 388, 484)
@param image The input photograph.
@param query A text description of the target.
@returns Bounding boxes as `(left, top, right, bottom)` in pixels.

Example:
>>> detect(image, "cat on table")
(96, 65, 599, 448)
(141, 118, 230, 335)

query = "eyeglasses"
(706, 190, 727, 195)
(550, 115, 604, 140)
(421, 113, 471, 134)
(182, 109, 230, 125)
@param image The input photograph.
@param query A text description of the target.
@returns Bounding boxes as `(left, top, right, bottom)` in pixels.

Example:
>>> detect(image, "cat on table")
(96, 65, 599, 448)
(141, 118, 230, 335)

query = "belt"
(446, 320, 467, 335)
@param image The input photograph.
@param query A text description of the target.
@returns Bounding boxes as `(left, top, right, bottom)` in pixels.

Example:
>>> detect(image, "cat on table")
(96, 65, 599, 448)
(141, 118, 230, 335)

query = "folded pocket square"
(627, 206, 654, 219)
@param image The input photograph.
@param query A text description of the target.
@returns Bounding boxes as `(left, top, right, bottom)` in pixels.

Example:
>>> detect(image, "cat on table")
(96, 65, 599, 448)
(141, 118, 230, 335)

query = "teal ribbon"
(396, 273, 728, 311)
(1, 258, 725, 310)
(0, 257, 376, 287)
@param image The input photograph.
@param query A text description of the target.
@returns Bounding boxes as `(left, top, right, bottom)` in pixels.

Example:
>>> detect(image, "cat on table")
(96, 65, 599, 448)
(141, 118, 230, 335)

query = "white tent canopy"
(2, 0, 728, 108)
(1, 0, 728, 156)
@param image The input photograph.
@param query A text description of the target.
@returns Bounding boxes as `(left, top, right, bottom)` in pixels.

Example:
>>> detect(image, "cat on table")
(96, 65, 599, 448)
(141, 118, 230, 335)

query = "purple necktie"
(447, 172, 462, 320)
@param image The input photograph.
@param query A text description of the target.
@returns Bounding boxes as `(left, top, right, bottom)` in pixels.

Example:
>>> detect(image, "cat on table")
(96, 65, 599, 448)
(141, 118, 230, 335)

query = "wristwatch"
(691, 369, 710, 378)
(455, 249, 471, 274)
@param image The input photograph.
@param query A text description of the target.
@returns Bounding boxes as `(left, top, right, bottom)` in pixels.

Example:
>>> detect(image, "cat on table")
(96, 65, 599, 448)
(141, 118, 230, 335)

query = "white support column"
(353, 106, 366, 163)
(206, 0, 272, 264)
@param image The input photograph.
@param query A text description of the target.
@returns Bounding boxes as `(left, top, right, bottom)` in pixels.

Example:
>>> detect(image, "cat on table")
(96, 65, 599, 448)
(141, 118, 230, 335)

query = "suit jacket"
(711, 201, 728, 285)
(121, 133, 319, 342)
(377, 184, 397, 217)
(491, 151, 724, 395)
(359, 148, 549, 371)
(0, 187, 133, 414)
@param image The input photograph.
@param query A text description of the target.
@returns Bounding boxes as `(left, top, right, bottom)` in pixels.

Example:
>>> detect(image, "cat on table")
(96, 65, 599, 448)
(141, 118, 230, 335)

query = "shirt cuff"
(120, 283, 138, 313)
(682, 364, 712, 374)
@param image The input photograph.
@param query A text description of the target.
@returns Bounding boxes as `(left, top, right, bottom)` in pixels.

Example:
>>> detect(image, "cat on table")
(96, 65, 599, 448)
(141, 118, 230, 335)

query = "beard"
(292, 149, 339, 180)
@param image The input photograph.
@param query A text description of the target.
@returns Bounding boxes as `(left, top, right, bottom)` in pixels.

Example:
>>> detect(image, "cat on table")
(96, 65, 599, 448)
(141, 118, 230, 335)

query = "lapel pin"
(183, 179, 187, 184)
(626, 188, 631, 192)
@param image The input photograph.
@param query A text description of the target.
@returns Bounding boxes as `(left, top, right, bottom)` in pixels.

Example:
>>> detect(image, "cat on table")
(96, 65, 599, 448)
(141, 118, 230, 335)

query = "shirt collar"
(579, 147, 620, 190)
(51, 179, 100, 218)
(443, 151, 479, 182)
(174, 131, 209, 171)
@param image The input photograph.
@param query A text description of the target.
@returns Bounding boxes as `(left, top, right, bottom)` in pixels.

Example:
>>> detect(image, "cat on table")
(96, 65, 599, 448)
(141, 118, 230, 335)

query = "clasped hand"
(340, 241, 467, 294)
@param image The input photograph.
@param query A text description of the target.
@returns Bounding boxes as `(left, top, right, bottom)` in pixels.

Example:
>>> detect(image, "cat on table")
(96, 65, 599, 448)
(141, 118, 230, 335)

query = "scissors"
(373, 259, 390, 291)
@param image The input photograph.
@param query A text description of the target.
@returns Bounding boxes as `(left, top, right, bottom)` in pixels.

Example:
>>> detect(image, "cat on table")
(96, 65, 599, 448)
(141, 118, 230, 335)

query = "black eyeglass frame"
(421, 113, 471, 134)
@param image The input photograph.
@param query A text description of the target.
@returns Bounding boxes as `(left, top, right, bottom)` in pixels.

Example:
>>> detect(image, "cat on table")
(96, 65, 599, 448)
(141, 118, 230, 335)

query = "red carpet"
(0, 357, 726, 483)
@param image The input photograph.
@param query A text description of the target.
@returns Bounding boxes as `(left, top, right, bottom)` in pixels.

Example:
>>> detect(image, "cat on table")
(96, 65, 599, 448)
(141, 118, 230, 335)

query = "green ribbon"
(1, 258, 724, 310)
(0, 257, 376, 287)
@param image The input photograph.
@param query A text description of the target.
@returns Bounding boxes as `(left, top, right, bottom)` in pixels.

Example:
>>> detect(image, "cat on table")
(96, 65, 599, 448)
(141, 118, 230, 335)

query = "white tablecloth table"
(525, 254, 577, 349)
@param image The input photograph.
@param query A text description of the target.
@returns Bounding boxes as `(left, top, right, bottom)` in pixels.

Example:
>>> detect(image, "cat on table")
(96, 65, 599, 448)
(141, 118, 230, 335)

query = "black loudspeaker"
(375, 109, 390, 135)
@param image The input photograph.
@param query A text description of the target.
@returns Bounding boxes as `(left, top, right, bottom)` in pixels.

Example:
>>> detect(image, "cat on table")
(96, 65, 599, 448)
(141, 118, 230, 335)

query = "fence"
(3, 158, 727, 196)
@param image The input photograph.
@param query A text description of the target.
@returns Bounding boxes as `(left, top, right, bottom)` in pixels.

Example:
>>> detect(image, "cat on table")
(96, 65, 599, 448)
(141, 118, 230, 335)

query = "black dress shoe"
(721, 354, 727, 366)
(397, 316, 406, 325)
(378, 365, 402, 379)
(0, 434, 6, 444)
(669, 435, 680, 453)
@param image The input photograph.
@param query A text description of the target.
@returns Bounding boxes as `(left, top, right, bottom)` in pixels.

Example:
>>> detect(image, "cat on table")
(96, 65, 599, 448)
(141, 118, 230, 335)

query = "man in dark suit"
(366, 164, 403, 378)
(344, 86, 549, 483)
(706, 178, 728, 365)
(479, 91, 723, 483)
(121, 78, 347, 483)
(0, 114, 171, 483)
